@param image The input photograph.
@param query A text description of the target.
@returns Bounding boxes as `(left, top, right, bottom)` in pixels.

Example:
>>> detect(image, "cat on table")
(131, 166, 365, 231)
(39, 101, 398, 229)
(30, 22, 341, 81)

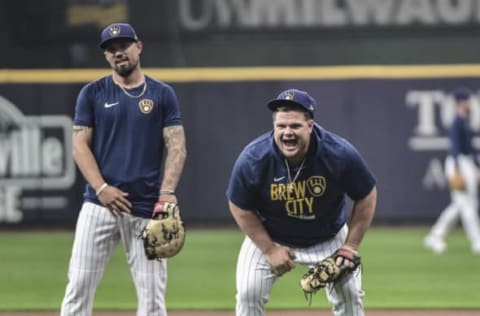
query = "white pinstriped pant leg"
(61, 202, 120, 316)
(235, 236, 277, 316)
(455, 156, 480, 249)
(119, 214, 167, 316)
(429, 200, 460, 239)
(236, 225, 364, 316)
(431, 155, 480, 249)
(294, 225, 364, 316)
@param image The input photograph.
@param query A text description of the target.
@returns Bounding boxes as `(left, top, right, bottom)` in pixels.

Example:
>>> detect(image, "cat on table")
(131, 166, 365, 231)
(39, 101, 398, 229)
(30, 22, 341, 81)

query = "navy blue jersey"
(449, 115, 479, 166)
(226, 124, 376, 247)
(73, 75, 182, 217)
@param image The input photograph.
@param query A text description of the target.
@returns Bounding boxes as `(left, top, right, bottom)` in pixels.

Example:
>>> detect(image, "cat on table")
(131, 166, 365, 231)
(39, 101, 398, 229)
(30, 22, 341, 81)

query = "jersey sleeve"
(226, 151, 257, 211)
(162, 84, 182, 127)
(449, 118, 479, 167)
(73, 84, 94, 127)
(340, 142, 376, 201)
(449, 119, 462, 166)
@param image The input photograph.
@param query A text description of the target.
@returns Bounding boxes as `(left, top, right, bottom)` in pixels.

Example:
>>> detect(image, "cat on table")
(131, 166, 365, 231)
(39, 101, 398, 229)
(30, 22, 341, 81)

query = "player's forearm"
(345, 186, 377, 251)
(73, 142, 106, 191)
(161, 125, 187, 192)
(72, 126, 106, 191)
(229, 201, 275, 254)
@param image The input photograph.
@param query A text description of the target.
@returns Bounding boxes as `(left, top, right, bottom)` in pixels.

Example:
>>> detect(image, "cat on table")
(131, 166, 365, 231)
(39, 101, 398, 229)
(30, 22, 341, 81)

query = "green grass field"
(0, 227, 479, 311)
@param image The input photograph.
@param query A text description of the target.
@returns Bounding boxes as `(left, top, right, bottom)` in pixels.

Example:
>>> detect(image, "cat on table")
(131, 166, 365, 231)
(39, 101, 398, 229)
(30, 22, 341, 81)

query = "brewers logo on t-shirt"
(139, 99, 154, 114)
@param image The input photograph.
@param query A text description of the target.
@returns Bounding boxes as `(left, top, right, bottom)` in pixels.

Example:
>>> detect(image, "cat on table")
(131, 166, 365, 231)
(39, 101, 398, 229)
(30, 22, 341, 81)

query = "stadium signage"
(0, 95, 75, 223)
(406, 90, 480, 151)
(179, 0, 480, 31)
(406, 90, 480, 190)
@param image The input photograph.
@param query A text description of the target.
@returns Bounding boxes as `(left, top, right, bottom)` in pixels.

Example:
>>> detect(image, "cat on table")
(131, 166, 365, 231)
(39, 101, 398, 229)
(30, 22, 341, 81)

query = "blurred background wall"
(1, 0, 480, 227)
(2, 0, 480, 68)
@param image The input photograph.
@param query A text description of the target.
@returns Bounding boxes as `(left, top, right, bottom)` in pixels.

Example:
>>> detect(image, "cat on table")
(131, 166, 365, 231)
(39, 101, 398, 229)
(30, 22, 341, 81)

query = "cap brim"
(267, 99, 307, 111)
(100, 37, 138, 49)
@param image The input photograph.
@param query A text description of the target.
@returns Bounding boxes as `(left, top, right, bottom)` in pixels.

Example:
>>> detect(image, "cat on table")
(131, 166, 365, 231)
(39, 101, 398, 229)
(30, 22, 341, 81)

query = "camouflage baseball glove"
(141, 201, 186, 259)
(300, 247, 361, 295)
(449, 172, 466, 191)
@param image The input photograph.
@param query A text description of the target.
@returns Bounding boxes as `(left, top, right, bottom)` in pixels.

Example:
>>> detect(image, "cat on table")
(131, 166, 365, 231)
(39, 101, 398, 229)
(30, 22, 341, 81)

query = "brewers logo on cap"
(139, 99, 154, 114)
(285, 90, 294, 100)
(108, 25, 122, 38)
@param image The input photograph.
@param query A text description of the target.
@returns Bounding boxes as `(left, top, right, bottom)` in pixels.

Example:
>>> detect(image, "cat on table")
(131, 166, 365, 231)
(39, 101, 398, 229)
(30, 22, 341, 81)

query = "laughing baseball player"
(226, 89, 377, 316)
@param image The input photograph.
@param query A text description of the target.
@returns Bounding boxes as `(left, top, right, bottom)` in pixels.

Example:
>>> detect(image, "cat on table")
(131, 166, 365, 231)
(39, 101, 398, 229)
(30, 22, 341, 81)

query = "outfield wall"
(1, 66, 480, 226)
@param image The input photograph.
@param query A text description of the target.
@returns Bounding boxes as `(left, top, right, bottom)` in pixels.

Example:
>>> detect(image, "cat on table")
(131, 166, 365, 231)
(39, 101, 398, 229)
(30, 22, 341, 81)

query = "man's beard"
(114, 61, 136, 77)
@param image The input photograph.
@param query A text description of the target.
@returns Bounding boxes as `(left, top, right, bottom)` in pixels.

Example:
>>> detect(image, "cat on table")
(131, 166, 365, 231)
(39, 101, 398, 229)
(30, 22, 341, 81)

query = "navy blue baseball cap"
(451, 86, 472, 101)
(268, 89, 317, 117)
(100, 23, 138, 49)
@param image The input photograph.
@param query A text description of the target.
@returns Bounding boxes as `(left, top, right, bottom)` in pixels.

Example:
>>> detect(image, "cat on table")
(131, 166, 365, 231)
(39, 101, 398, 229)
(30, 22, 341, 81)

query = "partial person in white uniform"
(424, 87, 480, 254)
(60, 23, 187, 315)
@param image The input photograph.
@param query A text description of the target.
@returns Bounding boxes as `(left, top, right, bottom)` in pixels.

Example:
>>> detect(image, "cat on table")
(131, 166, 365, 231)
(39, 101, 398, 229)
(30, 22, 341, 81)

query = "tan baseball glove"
(141, 201, 186, 259)
(449, 172, 466, 191)
(300, 247, 360, 296)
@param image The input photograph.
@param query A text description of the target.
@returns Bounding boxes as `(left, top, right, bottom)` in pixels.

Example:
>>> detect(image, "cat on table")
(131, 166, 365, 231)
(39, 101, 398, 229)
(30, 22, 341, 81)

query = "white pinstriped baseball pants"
(428, 155, 480, 250)
(60, 202, 167, 316)
(235, 225, 364, 316)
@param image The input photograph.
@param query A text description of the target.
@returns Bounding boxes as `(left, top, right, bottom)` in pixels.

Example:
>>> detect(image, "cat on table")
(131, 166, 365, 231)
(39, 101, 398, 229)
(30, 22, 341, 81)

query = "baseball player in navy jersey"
(424, 87, 480, 254)
(226, 89, 377, 316)
(60, 23, 186, 316)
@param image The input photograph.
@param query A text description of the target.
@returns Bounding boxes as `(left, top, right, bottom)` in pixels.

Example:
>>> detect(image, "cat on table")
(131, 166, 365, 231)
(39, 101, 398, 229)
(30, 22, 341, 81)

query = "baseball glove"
(141, 201, 186, 259)
(300, 247, 361, 295)
(449, 172, 466, 191)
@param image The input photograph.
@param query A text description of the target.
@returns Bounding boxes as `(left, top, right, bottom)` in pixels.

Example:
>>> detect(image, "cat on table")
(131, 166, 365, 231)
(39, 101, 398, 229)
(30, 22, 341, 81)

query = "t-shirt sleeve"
(449, 119, 462, 166)
(226, 152, 257, 211)
(162, 84, 182, 127)
(73, 84, 94, 126)
(340, 142, 376, 201)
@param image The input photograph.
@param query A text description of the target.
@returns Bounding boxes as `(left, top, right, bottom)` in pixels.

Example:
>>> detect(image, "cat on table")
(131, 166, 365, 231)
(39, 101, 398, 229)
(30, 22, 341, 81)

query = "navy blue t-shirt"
(73, 75, 182, 218)
(449, 115, 479, 166)
(226, 124, 376, 247)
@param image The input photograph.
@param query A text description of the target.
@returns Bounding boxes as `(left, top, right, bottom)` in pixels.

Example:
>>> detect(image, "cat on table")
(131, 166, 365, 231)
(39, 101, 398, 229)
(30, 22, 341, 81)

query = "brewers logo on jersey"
(139, 99, 154, 114)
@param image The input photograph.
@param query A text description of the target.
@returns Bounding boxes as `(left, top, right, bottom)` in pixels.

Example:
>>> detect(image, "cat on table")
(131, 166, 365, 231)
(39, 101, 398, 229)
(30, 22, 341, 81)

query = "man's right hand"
(264, 245, 296, 276)
(97, 185, 132, 215)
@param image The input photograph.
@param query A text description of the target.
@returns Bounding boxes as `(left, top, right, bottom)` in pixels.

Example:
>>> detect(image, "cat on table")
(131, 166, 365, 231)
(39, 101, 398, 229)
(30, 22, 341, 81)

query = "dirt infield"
(1, 310, 480, 316)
